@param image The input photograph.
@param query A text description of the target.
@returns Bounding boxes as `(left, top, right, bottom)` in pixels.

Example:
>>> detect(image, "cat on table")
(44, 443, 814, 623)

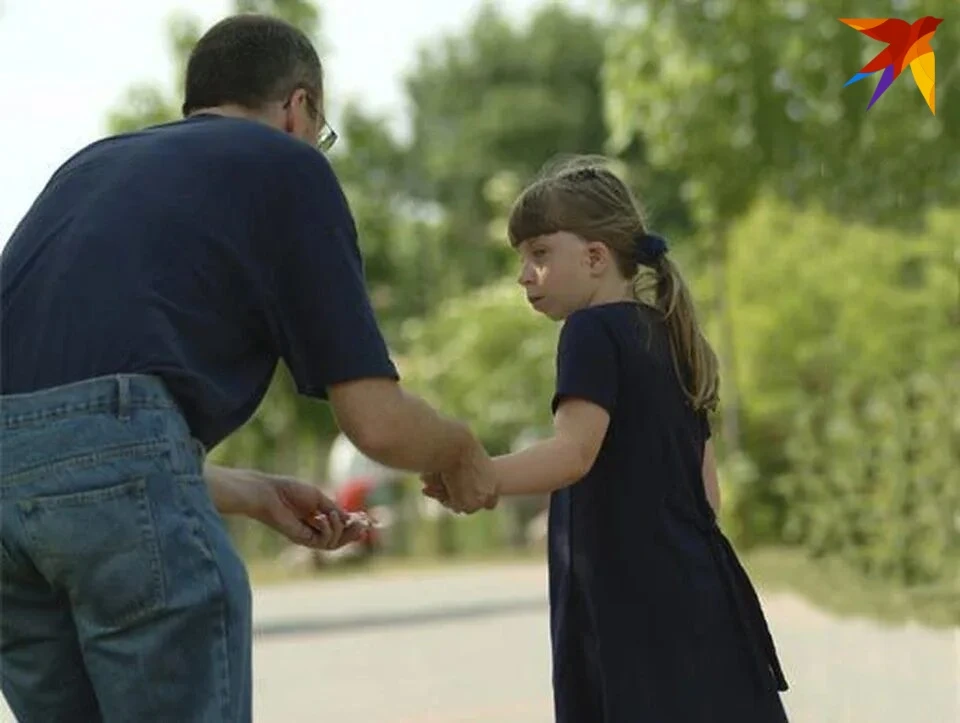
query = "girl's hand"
(421, 472, 450, 505)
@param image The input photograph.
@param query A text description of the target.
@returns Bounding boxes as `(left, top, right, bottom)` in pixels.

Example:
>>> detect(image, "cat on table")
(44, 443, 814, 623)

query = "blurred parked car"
(316, 434, 408, 564)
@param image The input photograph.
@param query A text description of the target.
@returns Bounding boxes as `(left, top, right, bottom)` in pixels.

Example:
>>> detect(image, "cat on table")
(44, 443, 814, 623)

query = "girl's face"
(516, 231, 599, 321)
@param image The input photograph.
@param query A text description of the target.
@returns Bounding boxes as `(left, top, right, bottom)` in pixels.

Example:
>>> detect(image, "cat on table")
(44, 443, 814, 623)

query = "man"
(0, 13, 495, 723)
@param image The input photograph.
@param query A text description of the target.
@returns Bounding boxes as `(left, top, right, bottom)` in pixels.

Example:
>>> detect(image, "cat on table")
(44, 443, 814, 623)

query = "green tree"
(328, 102, 447, 340)
(401, 1, 691, 293)
(331, 2, 690, 342)
(604, 0, 960, 452)
(605, 0, 960, 223)
(107, 12, 199, 132)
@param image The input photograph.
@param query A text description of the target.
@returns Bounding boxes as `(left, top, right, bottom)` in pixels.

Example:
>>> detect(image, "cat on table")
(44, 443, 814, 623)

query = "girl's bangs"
(507, 183, 563, 247)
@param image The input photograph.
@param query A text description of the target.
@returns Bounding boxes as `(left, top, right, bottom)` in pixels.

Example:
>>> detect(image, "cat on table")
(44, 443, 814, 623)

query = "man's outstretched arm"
(203, 463, 367, 549)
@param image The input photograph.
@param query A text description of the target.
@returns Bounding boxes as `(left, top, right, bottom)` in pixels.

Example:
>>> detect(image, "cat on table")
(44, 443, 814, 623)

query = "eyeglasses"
(317, 122, 337, 153)
(284, 86, 337, 153)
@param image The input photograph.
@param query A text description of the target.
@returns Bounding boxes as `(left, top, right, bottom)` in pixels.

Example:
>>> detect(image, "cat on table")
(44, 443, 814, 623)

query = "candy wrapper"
(344, 511, 378, 529)
(309, 510, 378, 531)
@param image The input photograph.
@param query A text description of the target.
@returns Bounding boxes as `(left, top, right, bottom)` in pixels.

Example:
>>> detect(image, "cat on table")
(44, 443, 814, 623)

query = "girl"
(426, 157, 789, 721)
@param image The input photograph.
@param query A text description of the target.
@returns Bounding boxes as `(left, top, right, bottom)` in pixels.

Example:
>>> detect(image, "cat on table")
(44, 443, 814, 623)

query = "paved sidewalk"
(2, 561, 957, 722)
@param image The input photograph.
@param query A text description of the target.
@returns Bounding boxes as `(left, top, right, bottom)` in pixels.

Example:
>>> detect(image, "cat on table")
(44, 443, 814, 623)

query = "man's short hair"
(182, 14, 322, 117)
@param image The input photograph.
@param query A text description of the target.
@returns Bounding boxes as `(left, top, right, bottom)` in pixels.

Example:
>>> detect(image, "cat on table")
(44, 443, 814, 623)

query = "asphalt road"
(2, 561, 958, 722)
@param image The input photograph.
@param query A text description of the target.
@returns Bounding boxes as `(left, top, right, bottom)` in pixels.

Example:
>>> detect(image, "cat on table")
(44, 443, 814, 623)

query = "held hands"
(421, 434, 499, 514)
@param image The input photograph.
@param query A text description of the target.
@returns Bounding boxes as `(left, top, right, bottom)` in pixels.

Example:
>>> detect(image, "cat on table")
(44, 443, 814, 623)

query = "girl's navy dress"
(548, 302, 789, 722)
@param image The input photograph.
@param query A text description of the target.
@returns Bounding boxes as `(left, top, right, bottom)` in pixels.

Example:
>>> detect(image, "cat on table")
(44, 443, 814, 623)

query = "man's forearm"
(204, 463, 259, 516)
(364, 390, 475, 474)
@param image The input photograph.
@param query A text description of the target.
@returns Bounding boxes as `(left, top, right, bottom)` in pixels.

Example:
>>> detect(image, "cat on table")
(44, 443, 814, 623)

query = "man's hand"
(421, 472, 449, 504)
(422, 436, 499, 514)
(251, 473, 373, 549)
(205, 464, 371, 549)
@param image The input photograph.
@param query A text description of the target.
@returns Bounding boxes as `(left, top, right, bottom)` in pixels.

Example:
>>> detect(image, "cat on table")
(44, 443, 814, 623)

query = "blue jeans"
(1, 375, 252, 722)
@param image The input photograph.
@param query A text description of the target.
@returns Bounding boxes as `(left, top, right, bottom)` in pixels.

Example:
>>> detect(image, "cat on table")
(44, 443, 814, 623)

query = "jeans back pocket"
(18, 477, 166, 630)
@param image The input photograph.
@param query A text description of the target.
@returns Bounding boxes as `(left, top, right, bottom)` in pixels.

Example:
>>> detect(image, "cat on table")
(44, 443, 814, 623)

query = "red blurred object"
(335, 476, 377, 546)
(337, 476, 373, 511)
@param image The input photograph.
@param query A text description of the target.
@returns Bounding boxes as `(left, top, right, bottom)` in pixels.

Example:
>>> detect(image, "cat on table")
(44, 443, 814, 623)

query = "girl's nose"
(517, 262, 535, 286)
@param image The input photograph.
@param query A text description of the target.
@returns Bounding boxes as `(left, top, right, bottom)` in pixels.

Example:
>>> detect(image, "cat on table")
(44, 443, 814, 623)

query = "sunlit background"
(1, 1, 958, 721)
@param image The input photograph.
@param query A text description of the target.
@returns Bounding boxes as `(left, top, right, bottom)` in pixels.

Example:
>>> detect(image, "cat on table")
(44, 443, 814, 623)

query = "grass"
(740, 546, 959, 630)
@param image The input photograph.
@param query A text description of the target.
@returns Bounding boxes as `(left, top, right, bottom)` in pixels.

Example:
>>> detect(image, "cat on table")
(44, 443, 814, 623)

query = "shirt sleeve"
(551, 310, 619, 415)
(262, 148, 398, 398)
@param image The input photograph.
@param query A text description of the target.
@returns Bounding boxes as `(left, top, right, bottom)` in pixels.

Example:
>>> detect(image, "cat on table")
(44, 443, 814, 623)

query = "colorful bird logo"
(840, 17, 942, 115)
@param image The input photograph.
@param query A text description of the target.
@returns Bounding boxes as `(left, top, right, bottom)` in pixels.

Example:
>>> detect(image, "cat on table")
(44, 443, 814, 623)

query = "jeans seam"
(2, 399, 177, 429)
(138, 478, 168, 628)
(174, 478, 233, 720)
(1, 440, 169, 487)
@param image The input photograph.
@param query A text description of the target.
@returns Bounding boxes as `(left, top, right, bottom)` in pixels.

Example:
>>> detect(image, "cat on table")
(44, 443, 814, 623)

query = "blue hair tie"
(634, 232, 668, 267)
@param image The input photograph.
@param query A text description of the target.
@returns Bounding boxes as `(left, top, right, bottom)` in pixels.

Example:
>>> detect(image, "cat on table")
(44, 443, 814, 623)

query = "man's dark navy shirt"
(0, 115, 398, 448)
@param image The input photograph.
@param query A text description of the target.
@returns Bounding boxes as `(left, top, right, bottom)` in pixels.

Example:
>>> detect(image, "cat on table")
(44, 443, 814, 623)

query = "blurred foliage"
(403, 2, 609, 290)
(106, 0, 959, 597)
(604, 0, 960, 228)
(603, 0, 960, 452)
(400, 279, 559, 455)
(107, 12, 203, 132)
(780, 369, 959, 586)
(712, 200, 960, 558)
(332, 0, 688, 332)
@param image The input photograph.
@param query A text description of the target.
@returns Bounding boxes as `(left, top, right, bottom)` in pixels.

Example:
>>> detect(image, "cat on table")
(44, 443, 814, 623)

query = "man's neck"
(186, 105, 287, 136)
(187, 104, 262, 121)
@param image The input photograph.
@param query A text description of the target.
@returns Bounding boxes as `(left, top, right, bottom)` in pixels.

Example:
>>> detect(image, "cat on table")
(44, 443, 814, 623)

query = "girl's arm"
(492, 398, 610, 496)
(702, 439, 721, 515)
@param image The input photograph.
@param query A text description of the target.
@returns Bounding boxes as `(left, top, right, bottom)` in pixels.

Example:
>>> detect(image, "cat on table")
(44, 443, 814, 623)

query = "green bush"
(711, 200, 959, 576)
(780, 370, 960, 586)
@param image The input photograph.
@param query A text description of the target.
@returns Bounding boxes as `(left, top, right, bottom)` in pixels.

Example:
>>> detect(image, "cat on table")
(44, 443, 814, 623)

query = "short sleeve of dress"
(551, 309, 619, 415)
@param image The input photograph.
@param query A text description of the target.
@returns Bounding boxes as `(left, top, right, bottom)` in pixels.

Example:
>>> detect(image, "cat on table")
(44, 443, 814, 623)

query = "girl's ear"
(585, 241, 609, 274)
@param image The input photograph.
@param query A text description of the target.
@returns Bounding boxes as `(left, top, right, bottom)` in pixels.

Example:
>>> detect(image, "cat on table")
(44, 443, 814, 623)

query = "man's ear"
(283, 100, 297, 134)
